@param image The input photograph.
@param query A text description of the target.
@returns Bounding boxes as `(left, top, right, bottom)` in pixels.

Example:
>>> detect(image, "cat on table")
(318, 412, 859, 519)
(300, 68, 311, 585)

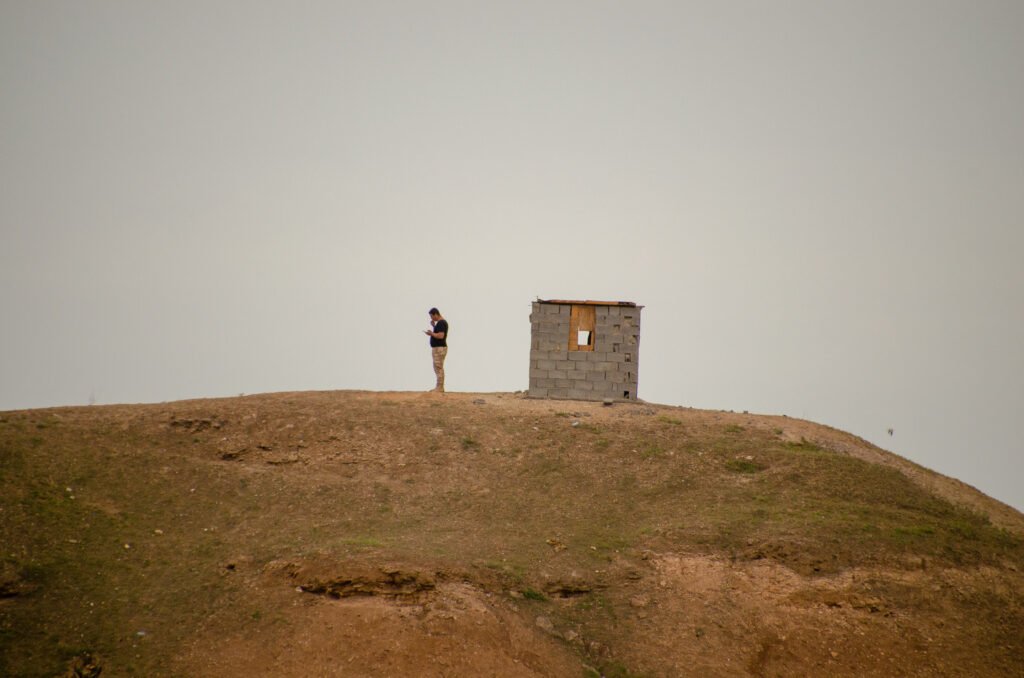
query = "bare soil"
(1, 390, 1022, 677)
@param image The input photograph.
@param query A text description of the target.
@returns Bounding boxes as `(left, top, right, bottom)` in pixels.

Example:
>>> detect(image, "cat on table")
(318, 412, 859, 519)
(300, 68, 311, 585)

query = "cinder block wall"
(528, 301, 641, 401)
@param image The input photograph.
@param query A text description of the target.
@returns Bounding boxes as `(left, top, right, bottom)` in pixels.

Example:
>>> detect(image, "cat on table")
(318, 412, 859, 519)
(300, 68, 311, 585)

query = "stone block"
(537, 359, 557, 371)
(543, 336, 568, 347)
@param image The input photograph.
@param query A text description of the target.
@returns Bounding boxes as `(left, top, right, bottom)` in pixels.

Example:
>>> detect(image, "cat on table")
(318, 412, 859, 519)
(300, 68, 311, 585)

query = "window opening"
(569, 305, 596, 352)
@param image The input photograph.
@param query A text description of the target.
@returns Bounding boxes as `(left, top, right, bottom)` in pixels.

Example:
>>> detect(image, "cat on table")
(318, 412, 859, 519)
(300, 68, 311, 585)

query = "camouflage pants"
(431, 347, 447, 391)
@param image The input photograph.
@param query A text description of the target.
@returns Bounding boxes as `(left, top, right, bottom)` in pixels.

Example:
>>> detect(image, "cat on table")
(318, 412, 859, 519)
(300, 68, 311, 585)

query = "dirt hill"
(1, 390, 1022, 677)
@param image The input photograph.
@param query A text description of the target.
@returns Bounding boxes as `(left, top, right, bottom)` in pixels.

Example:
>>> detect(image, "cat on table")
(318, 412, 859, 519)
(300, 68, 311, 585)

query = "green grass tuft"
(522, 588, 547, 601)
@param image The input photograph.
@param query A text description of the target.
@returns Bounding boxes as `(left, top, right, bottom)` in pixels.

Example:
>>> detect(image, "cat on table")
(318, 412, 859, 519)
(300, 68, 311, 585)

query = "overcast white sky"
(2, 1, 1021, 511)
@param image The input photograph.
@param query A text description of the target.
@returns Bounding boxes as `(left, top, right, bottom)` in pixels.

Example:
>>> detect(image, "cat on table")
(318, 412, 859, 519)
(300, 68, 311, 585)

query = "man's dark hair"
(428, 307, 440, 315)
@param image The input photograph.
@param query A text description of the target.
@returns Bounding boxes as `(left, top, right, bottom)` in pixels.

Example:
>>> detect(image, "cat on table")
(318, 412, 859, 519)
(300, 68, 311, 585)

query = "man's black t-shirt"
(430, 319, 449, 348)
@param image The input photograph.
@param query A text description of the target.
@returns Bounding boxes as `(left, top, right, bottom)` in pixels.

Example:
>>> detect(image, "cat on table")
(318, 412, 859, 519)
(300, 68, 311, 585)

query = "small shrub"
(892, 525, 936, 544)
(785, 438, 823, 452)
(522, 588, 547, 601)
(598, 660, 648, 678)
(725, 458, 765, 474)
(947, 519, 980, 541)
(641, 444, 664, 459)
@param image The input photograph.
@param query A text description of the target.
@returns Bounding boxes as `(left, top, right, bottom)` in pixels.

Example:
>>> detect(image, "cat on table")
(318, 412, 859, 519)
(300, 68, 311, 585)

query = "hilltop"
(1, 390, 1022, 677)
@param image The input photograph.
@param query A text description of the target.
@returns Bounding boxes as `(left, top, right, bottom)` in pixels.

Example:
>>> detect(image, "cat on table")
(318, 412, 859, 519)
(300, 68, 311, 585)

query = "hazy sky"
(2, 1, 1022, 510)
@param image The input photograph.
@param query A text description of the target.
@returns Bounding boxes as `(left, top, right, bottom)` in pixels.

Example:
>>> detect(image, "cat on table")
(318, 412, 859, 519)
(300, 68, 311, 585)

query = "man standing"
(424, 307, 448, 392)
